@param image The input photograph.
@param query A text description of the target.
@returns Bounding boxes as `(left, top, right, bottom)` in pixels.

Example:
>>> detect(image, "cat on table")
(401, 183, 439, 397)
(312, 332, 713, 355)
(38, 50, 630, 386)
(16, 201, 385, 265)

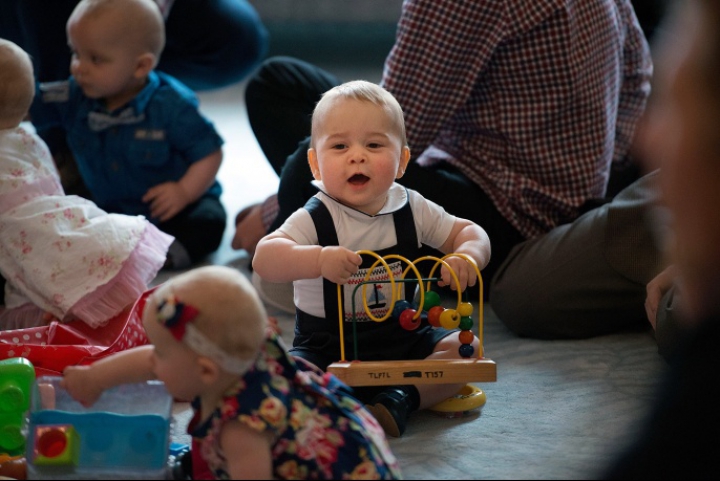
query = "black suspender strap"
(304, 197, 342, 326)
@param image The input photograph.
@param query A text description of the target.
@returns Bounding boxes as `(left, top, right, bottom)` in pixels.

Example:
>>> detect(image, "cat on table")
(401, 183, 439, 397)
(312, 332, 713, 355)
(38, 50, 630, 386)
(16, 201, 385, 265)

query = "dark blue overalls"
(288, 196, 453, 375)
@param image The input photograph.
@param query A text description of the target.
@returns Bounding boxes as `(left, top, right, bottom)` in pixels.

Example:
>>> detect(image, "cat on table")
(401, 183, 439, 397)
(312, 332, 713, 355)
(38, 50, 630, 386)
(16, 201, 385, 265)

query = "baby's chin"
(78, 86, 102, 99)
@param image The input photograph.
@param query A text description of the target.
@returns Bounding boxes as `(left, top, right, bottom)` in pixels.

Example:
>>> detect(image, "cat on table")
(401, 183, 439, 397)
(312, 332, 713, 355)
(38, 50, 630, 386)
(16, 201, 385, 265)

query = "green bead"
(459, 316, 473, 331)
(422, 290, 441, 311)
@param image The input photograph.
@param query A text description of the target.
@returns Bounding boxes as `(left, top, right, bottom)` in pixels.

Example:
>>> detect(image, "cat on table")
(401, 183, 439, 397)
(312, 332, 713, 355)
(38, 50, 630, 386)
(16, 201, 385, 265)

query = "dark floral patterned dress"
(189, 332, 402, 479)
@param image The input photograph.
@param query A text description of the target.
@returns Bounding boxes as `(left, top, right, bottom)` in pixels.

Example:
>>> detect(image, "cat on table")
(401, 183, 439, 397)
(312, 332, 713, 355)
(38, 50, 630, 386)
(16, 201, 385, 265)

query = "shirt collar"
(312, 180, 409, 218)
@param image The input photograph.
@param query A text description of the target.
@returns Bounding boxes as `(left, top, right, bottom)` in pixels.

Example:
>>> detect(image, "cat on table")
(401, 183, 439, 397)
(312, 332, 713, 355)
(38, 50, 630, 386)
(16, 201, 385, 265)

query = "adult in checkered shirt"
(236, 0, 665, 342)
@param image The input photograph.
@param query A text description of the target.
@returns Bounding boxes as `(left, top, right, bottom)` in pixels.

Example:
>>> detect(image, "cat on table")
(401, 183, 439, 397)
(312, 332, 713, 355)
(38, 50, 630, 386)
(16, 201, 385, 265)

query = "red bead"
(427, 306, 445, 327)
(399, 309, 421, 331)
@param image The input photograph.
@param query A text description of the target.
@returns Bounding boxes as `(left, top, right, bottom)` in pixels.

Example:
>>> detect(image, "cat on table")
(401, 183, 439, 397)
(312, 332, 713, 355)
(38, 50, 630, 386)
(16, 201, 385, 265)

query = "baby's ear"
(197, 357, 221, 385)
(308, 149, 321, 180)
(396, 146, 411, 179)
(134, 52, 156, 79)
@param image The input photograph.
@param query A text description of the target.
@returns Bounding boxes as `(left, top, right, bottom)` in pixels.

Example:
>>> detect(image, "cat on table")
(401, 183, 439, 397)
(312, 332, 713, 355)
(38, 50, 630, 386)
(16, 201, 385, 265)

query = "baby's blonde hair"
(149, 266, 268, 362)
(0, 39, 35, 127)
(69, 0, 165, 61)
(311, 80, 407, 148)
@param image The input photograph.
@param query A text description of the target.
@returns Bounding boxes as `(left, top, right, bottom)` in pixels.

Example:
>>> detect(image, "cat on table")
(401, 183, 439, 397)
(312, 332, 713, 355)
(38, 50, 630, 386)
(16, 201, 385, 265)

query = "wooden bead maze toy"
(326, 251, 497, 392)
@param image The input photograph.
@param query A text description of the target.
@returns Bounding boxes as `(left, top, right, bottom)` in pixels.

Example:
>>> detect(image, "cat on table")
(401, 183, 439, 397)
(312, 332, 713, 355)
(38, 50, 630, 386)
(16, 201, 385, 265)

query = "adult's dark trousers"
(158, 195, 227, 265)
(0, 0, 269, 91)
(490, 171, 666, 341)
(245, 57, 526, 296)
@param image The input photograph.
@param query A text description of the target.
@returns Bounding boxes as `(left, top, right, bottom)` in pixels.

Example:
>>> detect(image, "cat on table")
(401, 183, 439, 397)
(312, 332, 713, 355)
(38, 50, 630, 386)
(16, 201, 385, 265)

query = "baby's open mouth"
(348, 173, 370, 185)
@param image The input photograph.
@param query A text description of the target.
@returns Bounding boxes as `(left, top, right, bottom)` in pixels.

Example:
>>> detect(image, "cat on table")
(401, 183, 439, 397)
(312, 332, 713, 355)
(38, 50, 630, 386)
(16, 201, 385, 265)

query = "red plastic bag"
(0, 289, 152, 377)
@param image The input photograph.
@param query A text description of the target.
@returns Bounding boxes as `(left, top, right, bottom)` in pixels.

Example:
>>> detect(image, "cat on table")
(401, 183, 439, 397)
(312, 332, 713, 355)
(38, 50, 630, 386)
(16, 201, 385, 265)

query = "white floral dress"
(0, 126, 173, 328)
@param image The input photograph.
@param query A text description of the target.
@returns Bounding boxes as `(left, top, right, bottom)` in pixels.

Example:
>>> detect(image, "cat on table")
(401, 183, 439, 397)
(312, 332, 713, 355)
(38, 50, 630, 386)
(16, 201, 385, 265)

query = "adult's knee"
(212, 2, 269, 82)
(162, 0, 269, 89)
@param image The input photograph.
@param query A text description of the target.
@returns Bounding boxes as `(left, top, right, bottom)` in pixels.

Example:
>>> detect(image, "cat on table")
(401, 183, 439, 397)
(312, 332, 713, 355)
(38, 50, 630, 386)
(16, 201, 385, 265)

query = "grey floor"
(161, 67, 666, 479)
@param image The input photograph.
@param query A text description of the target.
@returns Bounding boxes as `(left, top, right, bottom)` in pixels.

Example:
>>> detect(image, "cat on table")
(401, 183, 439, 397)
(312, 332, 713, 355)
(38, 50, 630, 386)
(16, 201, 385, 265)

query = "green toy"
(0, 357, 35, 456)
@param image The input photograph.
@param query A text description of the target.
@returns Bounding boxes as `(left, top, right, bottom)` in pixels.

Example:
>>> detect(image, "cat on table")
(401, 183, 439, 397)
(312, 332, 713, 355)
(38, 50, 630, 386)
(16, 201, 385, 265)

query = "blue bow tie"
(88, 107, 145, 132)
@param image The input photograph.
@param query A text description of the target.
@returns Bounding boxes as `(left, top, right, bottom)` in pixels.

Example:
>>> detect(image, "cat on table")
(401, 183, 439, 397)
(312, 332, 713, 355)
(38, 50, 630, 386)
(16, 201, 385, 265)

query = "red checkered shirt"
(381, 0, 652, 238)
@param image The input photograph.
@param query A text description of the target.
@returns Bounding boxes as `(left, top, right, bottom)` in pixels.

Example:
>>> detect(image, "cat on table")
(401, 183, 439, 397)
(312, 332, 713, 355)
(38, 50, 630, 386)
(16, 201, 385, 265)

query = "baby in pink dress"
(0, 39, 173, 329)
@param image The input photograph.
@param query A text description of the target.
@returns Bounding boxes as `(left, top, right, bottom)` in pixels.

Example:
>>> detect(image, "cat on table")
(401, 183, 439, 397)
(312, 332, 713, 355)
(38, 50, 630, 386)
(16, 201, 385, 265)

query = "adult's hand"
(645, 265, 676, 330)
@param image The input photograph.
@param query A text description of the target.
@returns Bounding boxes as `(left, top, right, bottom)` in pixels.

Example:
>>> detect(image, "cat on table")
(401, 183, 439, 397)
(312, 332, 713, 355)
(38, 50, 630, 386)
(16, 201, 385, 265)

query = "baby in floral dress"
(0, 38, 173, 329)
(62, 265, 402, 480)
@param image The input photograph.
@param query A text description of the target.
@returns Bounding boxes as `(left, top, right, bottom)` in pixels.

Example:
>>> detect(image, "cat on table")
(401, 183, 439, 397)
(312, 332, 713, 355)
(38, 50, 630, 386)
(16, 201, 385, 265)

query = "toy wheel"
(429, 384, 486, 418)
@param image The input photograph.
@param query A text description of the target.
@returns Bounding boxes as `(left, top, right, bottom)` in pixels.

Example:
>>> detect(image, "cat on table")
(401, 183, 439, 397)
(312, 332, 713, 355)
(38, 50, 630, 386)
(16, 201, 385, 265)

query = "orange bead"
(458, 330, 475, 345)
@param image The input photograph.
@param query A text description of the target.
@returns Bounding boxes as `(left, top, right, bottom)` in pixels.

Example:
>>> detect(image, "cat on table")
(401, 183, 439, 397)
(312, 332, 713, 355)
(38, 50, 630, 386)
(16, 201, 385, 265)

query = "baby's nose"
(348, 147, 366, 163)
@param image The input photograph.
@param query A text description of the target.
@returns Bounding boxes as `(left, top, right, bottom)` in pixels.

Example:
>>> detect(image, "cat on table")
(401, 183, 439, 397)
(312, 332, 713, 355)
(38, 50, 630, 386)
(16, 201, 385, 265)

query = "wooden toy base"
(327, 358, 497, 386)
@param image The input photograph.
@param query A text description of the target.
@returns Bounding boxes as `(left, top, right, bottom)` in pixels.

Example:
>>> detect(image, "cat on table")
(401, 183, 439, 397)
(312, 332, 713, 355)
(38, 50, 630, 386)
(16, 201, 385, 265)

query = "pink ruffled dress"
(0, 126, 174, 329)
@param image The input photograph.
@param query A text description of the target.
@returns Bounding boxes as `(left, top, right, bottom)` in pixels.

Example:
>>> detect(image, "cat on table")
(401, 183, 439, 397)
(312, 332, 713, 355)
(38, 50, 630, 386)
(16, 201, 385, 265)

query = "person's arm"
(61, 345, 155, 407)
(178, 149, 223, 202)
(142, 149, 222, 222)
(612, 0, 654, 168)
(437, 218, 491, 291)
(220, 420, 273, 480)
(252, 231, 361, 284)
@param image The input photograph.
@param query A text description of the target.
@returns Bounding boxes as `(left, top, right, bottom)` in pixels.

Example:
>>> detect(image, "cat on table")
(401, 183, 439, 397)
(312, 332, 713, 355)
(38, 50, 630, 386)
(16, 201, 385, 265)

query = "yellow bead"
(458, 302, 473, 317)
(439, 309, 460, 329)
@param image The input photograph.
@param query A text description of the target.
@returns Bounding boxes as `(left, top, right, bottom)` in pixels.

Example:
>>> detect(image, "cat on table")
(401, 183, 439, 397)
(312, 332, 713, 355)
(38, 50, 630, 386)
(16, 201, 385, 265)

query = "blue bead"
(459, 344, 475, 358)
(392, 300, 413, 321)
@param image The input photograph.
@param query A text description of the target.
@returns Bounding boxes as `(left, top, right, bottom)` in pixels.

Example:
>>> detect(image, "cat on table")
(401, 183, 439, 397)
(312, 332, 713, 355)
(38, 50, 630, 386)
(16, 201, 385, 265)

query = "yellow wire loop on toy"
(336, 250, 483, 361)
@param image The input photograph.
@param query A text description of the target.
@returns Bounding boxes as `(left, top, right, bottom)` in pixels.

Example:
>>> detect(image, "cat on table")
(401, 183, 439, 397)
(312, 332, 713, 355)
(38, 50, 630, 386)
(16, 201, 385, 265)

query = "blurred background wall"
(247, 0, 403, 79)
